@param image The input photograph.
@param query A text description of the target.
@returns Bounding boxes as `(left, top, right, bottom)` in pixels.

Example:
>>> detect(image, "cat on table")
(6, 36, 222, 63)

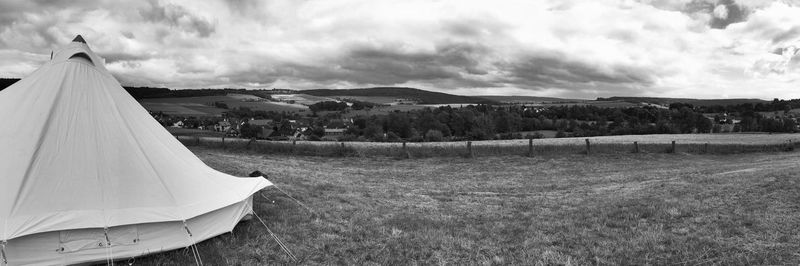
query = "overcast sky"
(1, 0, 799, 99)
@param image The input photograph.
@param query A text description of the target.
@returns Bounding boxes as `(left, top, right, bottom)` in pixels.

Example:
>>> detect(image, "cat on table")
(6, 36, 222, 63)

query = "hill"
(478, 95, 585, 103)
(302, 87, 497, 104)
(123, 87, 272, 100)
(598, 96, 767, 107)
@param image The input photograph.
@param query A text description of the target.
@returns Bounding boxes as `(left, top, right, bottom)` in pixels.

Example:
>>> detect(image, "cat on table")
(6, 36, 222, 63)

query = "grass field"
(270, 94, 338, 106)
(139, 147, 800, 265)
(140, 95, 308, 116)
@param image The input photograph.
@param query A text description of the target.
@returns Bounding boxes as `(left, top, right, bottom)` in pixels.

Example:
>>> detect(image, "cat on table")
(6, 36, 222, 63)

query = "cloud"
(99, 52, 152, 63)
(138, 0, 216, 38)
(771, 26, 800, 44)
(505, 52, 656, 87)
(223, 41, 496, 88)
(646, 0, 763, 29)
(713, 3, 729, 19)
(0, 0, 800, 99)
(709, 0, 749, 29)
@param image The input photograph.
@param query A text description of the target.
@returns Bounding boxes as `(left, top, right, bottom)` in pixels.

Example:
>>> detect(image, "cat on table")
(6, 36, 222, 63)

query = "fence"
(176, 136, 799, 158)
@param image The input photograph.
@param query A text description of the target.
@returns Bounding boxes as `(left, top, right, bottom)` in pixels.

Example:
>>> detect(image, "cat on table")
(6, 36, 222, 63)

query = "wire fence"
(176, 135, 799, 158)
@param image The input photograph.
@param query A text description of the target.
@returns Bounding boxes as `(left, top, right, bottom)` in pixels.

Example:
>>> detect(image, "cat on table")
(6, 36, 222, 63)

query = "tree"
(213, 101, 229, 109)
(307, 126, 325, 138)
(239, 123, 260, 139)
(309, 101, 348, 112)
(417, 113, 450, 137)
(448, 112, 467, 136)
(386, 112, 412, 138)
(695, 114, 713, 133)
(424, 129, 444, 142)
(364, 123, 384, 141)
(278, 120, 293, 136)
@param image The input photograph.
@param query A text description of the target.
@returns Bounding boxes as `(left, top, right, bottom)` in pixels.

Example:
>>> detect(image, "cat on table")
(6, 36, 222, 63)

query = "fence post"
(585, 139, 590, 155)
(402, 141, 410, 159)
(633, 141, 639, 153)
(671, 140, 676, 153)
(247, 137, 255, 147)
(704, 142, 709, 154)
(195, 136, 200, 145)
(467, 141, 473, 158)
(528, 137, 534, 157)
(221, 136, 226, 147)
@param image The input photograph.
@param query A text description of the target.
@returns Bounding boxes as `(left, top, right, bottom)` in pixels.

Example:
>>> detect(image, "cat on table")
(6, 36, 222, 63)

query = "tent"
(0, 36, 271, 265)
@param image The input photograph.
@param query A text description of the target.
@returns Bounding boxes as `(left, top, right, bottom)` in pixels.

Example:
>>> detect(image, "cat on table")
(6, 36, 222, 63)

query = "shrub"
(338, 134, 359, 142)
(387, 132, 401, 142)
(424, 130, 444, 142)
(526, 132, 545, 139)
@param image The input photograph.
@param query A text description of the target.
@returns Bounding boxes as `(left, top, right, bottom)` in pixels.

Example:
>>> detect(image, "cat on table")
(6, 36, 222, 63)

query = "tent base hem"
(4, 195, 256, 266)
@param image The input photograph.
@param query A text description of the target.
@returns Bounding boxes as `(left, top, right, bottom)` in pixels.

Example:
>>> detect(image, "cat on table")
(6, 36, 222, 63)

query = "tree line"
(327, 103, 797, 142)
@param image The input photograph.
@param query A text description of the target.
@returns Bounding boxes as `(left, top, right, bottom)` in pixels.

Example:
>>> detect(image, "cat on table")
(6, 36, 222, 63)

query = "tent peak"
(72, 35, 86, 44)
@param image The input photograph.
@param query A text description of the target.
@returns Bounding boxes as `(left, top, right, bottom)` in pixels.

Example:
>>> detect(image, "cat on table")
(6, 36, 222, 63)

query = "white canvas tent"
(0, 36, 271, 265)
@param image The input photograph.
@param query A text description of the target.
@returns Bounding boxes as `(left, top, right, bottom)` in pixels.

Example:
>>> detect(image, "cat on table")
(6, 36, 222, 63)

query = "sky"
(0, 0, 799, 100)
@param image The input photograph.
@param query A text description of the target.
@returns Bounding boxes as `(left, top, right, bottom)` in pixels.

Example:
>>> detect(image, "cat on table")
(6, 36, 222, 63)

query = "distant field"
(334, 96, 399, 104)
(140, 95, 308, 116)
(475, 97, 645, 108)
(140, 102, 227, 116)
(227, 93, 264, 101)
(141, 147, 800, 264)
(339, 105, 432, 118)
(599, 97, 768, 107)
(538, 100, 640, 108)
(271, 94, 338, 105)
(478, 95, 585, 103)
(228, 101, 308, 112)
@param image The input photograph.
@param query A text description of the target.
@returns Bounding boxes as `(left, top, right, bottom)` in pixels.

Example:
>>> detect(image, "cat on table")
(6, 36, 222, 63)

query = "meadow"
(139, 146, 800, 265)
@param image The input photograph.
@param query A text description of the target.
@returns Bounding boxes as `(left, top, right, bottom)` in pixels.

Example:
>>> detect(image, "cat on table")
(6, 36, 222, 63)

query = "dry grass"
(136, 148, 800, 265)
